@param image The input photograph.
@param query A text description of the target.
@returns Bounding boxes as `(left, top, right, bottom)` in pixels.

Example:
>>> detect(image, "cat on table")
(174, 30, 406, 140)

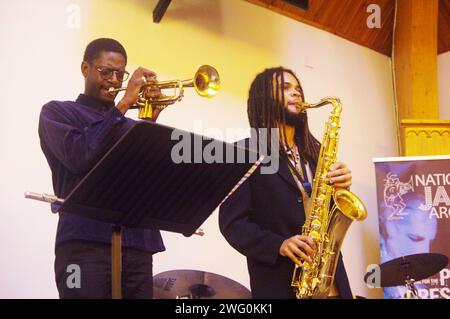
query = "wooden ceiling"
(245, 0, 450, 56)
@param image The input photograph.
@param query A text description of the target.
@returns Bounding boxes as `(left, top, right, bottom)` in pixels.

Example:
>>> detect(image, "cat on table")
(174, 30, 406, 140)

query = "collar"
(284, 144, 309, 168)
(76, 94, 115, 111)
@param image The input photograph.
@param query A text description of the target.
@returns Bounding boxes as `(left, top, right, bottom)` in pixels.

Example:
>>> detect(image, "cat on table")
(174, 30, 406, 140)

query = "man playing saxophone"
(219, 67, 353, 298)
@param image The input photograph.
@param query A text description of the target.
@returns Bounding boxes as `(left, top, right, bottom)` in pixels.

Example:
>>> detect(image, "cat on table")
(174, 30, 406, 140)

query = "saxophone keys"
(311, 278, 320, 289)
(311, 219, 322, 230)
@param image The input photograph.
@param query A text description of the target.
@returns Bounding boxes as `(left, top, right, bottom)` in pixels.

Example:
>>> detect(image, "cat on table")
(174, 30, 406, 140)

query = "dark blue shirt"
(39, 94, 165, 253)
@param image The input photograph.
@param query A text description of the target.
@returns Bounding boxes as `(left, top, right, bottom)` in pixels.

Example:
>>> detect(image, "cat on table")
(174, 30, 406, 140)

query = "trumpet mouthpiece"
(107, 87, 123, 96)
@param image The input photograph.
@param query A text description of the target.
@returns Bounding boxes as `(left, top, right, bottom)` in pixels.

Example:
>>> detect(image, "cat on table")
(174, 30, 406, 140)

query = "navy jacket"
(219, 140, 352, 298)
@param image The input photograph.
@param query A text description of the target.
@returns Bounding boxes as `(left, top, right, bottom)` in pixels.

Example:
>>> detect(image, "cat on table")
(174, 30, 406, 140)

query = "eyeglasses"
(94, 66, 130, 81)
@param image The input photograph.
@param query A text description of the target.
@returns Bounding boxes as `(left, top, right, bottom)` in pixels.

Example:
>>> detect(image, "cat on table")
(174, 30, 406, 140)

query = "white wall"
(0, 0, 399, 299)
(438, 51, 450, 119)
(0, 0, 89, 298)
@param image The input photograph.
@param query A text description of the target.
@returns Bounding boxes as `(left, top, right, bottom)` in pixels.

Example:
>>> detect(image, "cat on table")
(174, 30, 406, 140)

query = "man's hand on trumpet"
(141, 85, 172, 122)
(116, 67, 157, 114)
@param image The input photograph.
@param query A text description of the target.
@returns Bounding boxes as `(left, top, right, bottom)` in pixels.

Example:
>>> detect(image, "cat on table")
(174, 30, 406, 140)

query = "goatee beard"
(284, 110, 302, 126)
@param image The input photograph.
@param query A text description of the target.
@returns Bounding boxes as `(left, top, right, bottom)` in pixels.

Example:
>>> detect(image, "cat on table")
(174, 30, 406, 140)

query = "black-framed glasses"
(95, 66, 130, 81)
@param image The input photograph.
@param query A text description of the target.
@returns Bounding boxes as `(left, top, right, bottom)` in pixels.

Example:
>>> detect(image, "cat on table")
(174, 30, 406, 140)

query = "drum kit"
(364, 253, 448, 299)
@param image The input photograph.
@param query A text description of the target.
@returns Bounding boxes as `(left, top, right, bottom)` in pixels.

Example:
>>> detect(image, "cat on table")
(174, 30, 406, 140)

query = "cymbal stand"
(404, 277, 421, 299)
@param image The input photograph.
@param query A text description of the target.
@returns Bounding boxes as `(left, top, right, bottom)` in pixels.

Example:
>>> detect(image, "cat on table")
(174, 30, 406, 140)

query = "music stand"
(45, 121, 260, 298)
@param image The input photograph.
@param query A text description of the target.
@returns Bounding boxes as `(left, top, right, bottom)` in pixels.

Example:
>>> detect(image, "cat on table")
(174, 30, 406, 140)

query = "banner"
(373, 156, 450, 299)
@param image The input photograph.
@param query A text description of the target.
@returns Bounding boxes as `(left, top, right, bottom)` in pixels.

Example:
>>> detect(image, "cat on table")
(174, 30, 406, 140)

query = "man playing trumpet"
(39, 38, 165, 298)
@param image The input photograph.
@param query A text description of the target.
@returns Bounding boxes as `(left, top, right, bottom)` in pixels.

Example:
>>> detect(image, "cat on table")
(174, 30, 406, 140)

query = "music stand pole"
(111, 226, 122, 299)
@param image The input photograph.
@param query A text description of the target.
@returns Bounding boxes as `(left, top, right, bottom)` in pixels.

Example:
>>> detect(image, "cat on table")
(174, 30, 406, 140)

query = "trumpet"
(108, 65, 220, 120)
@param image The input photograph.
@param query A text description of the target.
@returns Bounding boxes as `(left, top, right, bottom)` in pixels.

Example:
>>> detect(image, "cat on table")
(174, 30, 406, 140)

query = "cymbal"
(153, 269, 251, 299)
(366, 253, 448, 287)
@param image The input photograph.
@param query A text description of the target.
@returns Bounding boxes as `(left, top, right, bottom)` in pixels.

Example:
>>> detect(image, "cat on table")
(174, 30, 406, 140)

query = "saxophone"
(291, 97, 367, 299)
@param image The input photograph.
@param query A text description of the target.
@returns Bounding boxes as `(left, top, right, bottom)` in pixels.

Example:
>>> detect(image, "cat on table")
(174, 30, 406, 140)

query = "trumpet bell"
(190, 65, 220, 98)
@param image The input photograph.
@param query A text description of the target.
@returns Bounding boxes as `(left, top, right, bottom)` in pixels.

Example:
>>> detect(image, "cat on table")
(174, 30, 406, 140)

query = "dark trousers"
(55, 240, 153, 299)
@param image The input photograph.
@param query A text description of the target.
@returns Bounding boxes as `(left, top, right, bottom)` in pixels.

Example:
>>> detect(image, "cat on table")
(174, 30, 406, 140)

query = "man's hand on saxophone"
(279, 235, 316, 267)
(280, 161, 351, 268)
(327, 162, 352, 189)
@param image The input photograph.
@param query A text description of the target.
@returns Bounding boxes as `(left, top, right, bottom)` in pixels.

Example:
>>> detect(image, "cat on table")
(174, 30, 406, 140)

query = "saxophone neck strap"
(287, 156, 312, 197)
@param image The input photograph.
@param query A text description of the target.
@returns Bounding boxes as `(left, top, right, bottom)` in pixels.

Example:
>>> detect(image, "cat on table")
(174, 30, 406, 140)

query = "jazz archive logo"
(383, 172, 415, 220)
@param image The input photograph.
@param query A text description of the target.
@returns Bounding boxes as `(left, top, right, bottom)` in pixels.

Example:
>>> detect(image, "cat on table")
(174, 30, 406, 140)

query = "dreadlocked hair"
(247, 67, 321, 164)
